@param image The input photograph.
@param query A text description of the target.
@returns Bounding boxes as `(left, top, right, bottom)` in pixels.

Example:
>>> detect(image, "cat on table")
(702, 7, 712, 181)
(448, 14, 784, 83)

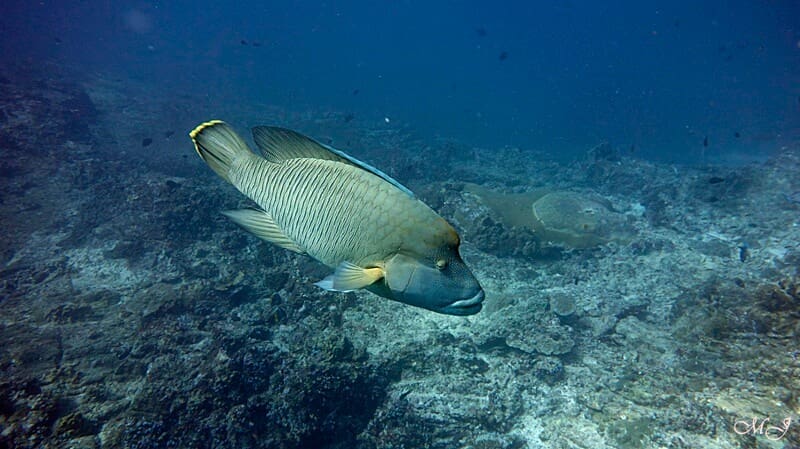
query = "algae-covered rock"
(549, 292, 576, 317)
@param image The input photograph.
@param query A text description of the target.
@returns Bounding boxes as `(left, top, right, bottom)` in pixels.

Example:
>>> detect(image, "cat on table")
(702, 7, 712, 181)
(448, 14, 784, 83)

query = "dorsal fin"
(253, 126, 347, 163)
(251, 126, 414, 198)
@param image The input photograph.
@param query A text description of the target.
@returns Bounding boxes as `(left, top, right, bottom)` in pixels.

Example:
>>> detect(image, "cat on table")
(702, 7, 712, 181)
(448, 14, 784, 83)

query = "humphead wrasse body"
(189, 120, 484, 315)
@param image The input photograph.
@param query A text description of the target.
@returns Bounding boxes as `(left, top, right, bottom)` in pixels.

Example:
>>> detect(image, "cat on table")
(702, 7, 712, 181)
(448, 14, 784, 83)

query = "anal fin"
(222, 208, 305, 254)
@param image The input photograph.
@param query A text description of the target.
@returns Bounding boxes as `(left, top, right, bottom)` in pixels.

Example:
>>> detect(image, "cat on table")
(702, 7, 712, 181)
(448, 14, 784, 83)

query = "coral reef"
(1, 66, 798, 449)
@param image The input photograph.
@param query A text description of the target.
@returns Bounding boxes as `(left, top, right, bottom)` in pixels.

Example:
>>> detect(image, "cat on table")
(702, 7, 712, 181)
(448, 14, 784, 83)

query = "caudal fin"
(189, 120, 251, 182)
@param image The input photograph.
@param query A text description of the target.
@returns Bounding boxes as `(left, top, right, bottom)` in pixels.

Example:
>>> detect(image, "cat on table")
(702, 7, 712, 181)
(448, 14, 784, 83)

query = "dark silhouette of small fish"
(54, 37, 63, 45)
(734, 132, 740, 138)
(142, 138, 153, 147)
(252, 41, 262, 47)
(499, 51, 508, 61)
(344, 113, 355, 123)
(703, 136, 709, 147)
(738, 243, 749, 262)
(240, 39, 248, 46)
(708, 176, 725, 184)
(352, 89, 360, 96)
(475, 27, 487, 37)
(784, 191, 800, 204)
(164, 130, 175, 138)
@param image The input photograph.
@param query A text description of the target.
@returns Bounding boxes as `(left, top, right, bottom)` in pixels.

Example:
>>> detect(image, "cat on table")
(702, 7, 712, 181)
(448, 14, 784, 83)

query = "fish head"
(379, 249, 484, 316)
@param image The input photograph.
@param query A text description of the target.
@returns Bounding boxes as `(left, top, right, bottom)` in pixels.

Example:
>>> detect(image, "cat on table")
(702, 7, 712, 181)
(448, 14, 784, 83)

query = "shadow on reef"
(0, 278, 397, 449)
(110, 335, 392, 449)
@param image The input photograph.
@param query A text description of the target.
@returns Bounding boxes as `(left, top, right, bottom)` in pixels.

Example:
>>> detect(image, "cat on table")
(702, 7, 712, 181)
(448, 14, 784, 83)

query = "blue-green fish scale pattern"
(229, 154, 446, 268)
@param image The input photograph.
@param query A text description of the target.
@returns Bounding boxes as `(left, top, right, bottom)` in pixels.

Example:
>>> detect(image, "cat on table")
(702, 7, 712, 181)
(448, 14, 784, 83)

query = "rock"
(549, 292, 576, 317)
(533, 356, 565, 384)
(54, 411, 96, 438)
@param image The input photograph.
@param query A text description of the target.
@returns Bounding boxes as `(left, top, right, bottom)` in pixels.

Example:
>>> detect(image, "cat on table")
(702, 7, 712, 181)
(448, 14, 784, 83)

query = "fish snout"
(443, 289, 484, 315)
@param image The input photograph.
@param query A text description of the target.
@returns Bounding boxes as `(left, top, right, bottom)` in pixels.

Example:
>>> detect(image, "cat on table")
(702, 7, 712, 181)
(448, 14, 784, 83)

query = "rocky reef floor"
(1, 66, 798, 449)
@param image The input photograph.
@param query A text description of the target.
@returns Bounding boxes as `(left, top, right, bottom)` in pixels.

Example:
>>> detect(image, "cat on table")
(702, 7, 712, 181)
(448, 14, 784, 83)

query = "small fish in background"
(499, 51, 508, 61)
(164, 130, 175, 138)
(738, 242, 749, 262)
(708, 176, 725, 184)
(703, 136, 709, 147)
(343, 113, 355, 123)
(475, 26, 487, 37)
(784, 191, 800, 205)
(54, 37, 63, 45)
(142, 137, 153, 147)
(734, 131, 741, 138)
(352, 89, 360, 96)
(717, 43, 735, 61)
(241, 39, 263, 47)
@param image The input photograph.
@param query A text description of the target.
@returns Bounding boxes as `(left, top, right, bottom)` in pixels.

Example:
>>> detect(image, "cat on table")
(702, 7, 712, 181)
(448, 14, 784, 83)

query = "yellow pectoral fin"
(315, 261, 384, 292)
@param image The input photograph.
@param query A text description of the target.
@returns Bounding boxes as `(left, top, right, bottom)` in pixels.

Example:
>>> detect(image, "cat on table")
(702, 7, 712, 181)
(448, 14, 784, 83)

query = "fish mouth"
(444, 290, 485, 315)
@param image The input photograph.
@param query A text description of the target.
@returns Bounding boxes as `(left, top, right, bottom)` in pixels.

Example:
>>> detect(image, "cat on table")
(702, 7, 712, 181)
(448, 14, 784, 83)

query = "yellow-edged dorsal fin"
(252, 126, 349, 163)
(251, 126, 415, 198)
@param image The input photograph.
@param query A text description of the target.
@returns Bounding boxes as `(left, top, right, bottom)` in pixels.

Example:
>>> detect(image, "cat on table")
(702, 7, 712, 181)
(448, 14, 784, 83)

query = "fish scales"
(230, 155, 418, 266)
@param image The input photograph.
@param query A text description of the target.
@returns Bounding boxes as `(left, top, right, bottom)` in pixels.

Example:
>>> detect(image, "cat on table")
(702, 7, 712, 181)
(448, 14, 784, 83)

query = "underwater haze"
(3, 1, 799, 163)
(2, 1, 800, 449)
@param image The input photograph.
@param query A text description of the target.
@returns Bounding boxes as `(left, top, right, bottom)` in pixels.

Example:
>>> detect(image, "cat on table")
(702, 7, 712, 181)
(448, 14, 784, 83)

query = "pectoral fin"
(222, 208, 305, 254)
(314, 261, 384, 292)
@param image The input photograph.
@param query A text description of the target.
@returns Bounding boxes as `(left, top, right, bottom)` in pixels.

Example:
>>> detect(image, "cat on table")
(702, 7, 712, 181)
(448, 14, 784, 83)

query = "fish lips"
(440, 289, 485, 315)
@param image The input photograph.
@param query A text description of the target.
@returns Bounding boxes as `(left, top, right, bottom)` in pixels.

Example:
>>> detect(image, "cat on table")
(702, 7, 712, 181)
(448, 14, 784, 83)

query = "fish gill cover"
(0, 1, 799, 449)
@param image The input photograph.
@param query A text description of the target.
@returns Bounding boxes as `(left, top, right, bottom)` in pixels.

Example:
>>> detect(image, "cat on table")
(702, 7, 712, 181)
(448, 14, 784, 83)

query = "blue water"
(3, 1, 798, 163)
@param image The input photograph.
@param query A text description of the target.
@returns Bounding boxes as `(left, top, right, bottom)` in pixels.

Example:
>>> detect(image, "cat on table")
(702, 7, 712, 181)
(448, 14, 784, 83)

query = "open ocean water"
(1, 1, 799, 448)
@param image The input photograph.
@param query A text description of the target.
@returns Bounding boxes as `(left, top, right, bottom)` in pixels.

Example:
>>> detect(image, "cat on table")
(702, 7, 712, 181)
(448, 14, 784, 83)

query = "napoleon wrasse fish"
(189, 120, 484, 315)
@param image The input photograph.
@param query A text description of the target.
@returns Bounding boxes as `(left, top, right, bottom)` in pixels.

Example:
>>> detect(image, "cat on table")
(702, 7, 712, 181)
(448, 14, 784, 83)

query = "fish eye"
(435, 259, 448, 270)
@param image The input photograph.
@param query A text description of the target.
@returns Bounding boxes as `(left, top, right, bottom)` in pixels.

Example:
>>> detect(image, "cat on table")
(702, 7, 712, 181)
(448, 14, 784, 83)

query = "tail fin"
(189, 120, 251, 182)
